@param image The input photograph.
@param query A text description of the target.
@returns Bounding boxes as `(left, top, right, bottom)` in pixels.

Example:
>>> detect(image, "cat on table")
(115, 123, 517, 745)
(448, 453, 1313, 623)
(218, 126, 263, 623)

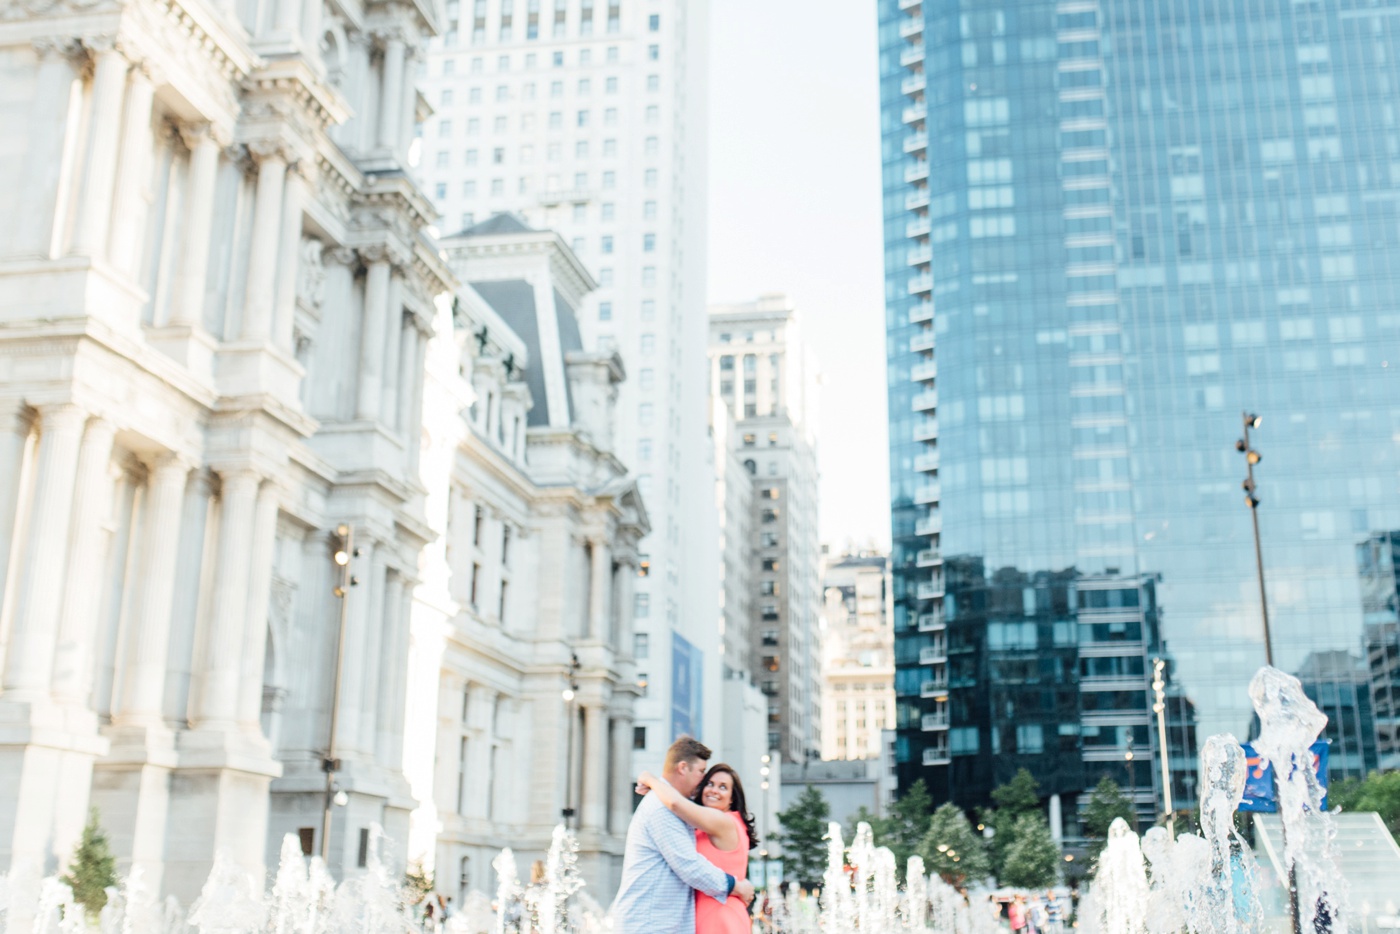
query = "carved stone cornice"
(241, 56, 351, 131)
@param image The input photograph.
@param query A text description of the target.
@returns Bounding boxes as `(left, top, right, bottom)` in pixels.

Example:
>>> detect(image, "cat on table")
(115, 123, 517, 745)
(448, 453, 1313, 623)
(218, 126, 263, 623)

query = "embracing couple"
(609, 737, 759, 934)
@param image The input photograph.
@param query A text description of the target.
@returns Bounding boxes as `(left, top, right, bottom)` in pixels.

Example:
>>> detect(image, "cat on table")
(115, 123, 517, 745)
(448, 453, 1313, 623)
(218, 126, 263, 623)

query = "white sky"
(706, 0, 892, 554)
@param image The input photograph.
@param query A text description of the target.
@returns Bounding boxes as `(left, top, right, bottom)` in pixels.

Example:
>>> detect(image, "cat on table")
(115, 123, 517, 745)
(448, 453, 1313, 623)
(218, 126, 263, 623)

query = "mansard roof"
(451, 212, 534, 238)
(469, 280, 582, 428)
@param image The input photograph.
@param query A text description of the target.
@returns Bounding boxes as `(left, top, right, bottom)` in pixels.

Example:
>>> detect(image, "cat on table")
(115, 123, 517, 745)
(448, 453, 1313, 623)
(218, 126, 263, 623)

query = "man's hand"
(734, 879, 755, 907)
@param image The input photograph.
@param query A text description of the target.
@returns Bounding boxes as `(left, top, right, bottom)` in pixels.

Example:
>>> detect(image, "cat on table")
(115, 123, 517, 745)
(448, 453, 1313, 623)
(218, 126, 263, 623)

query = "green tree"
(1081, 776, 1135, 864)
(845, 805, 887, 846)
(1331, 770, 1400, 842)
(918, 803, 990, 885)
(774, 785, 832, 887)
(62, 809, 118, 921)
(404, 861, 435, 907)
(999, 812, 1060, 889)
(982, 768, 1041, 877)
(881, 779, 934, 880)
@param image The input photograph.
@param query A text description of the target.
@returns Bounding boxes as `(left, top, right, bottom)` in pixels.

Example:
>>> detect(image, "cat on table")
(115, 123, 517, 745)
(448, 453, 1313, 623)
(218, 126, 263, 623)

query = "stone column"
(49, 417, 118, 706)
(0, 406, 34, 623)
(379, 274, 404, 427)
(15, 39, 78, 258)
(171, 124, 222, 327)
(395, 317, 419, 436)
(407, 324, 429, 473)
(191, 469, 259, 727)
(111, 455, 190, 723)
(616, 555, 637, 660)
(375, 573, 406, 765)
(2, 404, 86, 701)
(357, 552, 388, 753)
(398, 47, 419, 155)
(109, 61, 157, 277)
(237, 483, 280, 728)
(337, 536, 375, 754)
(241, 144, 288, 341)
(587, 537, 612, 642)
(300, 0, 323, 51)
(581, 703, 608, 831)
(377, 33, 405, 150)
(275, 0, 302, 36)
(610, 715, 634, 835)
(273, 163, 306, 351)
(357, 248, 391, 420)
(70, 45, 129, 258)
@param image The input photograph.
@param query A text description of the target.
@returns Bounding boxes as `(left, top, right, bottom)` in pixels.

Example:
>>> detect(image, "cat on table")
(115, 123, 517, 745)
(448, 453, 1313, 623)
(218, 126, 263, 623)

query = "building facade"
(707, 294, 822, 763)
(1359, 531, 1400, 769)
(415, 0, 719, 774)
(880, 0, 1400, 812)
(819, 553, 896, 763)
(404, 214, 646, 901)
(0, 0, 450, 901)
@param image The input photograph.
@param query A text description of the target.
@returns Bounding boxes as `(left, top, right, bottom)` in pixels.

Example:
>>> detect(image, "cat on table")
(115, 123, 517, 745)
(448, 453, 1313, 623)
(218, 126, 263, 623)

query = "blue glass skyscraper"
(880, 0, 1400, 826)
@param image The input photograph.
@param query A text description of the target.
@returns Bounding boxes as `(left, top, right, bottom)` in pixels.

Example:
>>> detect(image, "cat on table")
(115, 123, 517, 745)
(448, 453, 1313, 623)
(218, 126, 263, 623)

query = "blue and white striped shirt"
(610, 794, 731, 934)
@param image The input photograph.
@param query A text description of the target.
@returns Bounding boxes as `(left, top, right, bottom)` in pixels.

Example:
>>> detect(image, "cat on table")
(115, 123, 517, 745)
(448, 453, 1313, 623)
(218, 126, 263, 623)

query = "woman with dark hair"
(636, 763, 758, 934)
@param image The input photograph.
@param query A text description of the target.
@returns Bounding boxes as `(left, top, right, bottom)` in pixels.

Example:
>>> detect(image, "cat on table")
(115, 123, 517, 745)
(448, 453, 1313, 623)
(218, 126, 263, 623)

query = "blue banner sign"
(1238, 740, 1330, 812)
(671, 632, 703, 740)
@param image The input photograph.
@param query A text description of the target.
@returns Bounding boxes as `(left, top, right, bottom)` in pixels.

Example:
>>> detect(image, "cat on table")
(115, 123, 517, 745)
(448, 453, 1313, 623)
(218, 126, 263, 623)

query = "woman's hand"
(635, 770, 661, 796)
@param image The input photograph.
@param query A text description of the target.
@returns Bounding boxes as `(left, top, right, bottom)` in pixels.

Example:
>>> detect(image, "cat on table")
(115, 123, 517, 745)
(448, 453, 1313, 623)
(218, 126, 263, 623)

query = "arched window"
(459, 855, 471, 902)
(743, 459, 756, 475)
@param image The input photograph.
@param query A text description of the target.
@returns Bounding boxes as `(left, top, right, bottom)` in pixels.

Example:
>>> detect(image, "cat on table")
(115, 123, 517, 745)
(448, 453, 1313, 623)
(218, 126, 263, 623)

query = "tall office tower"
(819, 553, 896, 763)
(417, 0, 716, 765)
(708, 295, 822, 763)
(880, 0, 1400, 820)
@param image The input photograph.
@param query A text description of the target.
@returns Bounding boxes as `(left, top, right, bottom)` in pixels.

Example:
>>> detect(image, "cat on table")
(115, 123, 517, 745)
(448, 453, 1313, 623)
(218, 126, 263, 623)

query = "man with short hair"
(610, 736, 755, 933)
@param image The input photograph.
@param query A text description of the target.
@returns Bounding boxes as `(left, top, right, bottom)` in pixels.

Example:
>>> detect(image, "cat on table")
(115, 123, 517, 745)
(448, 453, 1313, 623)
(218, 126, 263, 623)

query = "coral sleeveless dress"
(694, 810, 750, 934)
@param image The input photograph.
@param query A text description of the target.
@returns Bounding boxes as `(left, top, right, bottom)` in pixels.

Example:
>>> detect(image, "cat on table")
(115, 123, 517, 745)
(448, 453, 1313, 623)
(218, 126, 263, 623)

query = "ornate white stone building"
(403, 213, 646, 901)
(818, 553, 895, 763)
(0, 0, 654, 907)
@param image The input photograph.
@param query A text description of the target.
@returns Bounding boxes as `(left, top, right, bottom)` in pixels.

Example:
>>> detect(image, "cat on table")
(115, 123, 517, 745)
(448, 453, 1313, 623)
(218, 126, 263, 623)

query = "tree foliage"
(1082, 776, 1135, 864)
(404, 861, 435, 906)
(845, 805, 883, 846)
(62, 809, 118, 920)
(1330, 770, 1400, 842)
(982, 768, 1041, 877)
(999, 812, 1060, 889)
(881, 779, 934, 880)
(918, 803, 990, 885)
(774, 785, 832, 887)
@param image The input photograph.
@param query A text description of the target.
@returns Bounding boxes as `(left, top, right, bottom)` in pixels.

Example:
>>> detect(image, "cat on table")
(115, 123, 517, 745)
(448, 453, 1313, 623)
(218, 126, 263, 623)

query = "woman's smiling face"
(700, 770, 734, 811)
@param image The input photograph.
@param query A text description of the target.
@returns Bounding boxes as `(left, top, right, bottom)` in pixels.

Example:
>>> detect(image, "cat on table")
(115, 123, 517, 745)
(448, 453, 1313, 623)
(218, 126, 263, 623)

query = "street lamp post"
(759, 753, 772, 890)
(1237, 412, 1273, 666)
(1124, 737, 1139, 833)
(1152, 658, 1173, 838)
(322, 524, 360, 863)
(561, 652, 581, 826)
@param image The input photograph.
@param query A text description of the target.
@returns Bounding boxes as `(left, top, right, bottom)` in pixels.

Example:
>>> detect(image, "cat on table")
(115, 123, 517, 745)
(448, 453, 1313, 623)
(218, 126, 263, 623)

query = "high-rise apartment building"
(880, 0, 1400, 823)
(819, 553, 896, 763)
(417, 0, 717, 766)
(708, 294, 822, 762)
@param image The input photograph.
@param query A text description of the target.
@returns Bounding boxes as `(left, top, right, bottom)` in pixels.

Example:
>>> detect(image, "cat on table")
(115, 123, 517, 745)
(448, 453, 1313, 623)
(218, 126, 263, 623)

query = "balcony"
(898, 0, 921, 10)
(912, 419, 938, 442)
(901, 73, 927, 96)
(907, 245, 932, 267)
(910, 330, 935, 352)
(916, 548, 943, 568)
(901, 102, 927, 125)
(899, 17, 924, 39)
(919, 679, 949, 698)
(904, 161, 929, 184)
(917, 579, 944, 600)
(919, 645, 948, 666)
(922, 746, 951, 766)
(900, 45, 925, 67)
(911, 360, 937, 382)
(909, 303, 933, 325)
(907, 273, 932, 295)
(914, 450, 939, 472)
(918, 610, 946, 632)
(906, 215, 931, 239)
(537, 188, 595, 205)
(903, 132, 928, 155)
(914, 482, 940, 505)
(921, 712, 950, 731)
(905, 188, 930, 211)
(912, 390, 937, 413)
